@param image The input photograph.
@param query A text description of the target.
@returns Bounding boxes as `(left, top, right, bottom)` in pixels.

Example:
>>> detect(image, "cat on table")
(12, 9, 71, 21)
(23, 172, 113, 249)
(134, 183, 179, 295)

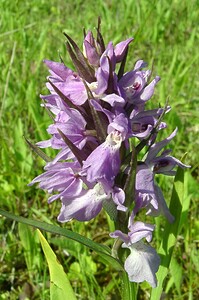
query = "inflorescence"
(29, 19, 189, 287)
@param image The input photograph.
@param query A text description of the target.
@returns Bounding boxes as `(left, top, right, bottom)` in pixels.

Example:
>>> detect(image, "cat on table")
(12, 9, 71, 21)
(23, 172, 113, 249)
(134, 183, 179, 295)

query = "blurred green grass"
(0, 0, 199, 299)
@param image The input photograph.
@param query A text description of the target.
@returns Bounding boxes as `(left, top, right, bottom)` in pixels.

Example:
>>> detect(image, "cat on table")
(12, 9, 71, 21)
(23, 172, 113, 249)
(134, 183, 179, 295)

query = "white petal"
(124, 241, 160, 288)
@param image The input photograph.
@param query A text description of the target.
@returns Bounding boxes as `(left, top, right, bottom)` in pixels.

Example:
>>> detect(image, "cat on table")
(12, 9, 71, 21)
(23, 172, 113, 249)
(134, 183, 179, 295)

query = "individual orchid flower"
(58, 182, 127, 222)
(95, 42, 118, 95)
(44, 60, 89, 106)
(94, 37, 133, 96)
(130, 107, 169, 139)
(83, 31, 101, 67)
(58, 182, 108, 222)
(114, 38, 134, 63)
(81, 130, 123, 186)
(134, 129, 190, 222)
(28, 161, 84, 203)
(118, 60, 160, 107)
(145, 128, 190, 175)
(81, 111, 130, 185)
(36, 106, 97, 162)
(110, 221, 160, 287)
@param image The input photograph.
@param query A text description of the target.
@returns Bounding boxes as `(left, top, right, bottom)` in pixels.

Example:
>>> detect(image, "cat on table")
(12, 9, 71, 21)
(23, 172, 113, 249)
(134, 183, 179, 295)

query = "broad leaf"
(37, 229, 77, 300)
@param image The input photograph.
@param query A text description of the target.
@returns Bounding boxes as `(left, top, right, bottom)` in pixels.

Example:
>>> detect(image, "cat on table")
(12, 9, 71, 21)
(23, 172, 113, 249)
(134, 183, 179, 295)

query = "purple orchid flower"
(82, 111, 130, 185)
(81, 130, 123, 186)
(145, 128, 190, 175)
(114, 38, 134, 63)
(28, 161, 84, 203)
(58, 182, 108, 222)
(134, 129, 190, 222)
(95, 42, 117, 95)
(37, 109, 86, 148)
(110, 221, 160, 287)
(36, 105, 97, 162)
(44, 60, 88, 106)
(83, 31, 100, 67)
(130, 107, 169, 139)
(58, 182, 127, 222)
(118, 60, 160, 107)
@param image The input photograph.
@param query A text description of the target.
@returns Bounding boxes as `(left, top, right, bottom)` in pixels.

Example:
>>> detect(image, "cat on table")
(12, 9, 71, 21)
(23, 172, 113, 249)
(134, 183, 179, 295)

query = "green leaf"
(37, 229, 77, 300)
(102, 199, 118, 222)
(150, 167, 185, 299)
(0, 209, 123, 271)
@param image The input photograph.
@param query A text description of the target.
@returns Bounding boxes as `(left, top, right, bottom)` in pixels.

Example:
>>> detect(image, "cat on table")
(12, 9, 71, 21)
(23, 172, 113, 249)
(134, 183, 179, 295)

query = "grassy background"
(0, 0, 199, 299)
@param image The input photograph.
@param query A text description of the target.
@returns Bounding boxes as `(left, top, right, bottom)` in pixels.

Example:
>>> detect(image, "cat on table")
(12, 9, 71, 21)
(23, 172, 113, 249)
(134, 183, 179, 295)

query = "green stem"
(121, 271, 138, 300)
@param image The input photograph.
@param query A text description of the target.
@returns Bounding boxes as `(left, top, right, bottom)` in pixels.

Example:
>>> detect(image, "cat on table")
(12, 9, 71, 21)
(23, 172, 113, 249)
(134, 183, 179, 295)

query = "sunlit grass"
(0, 0, 198, 299)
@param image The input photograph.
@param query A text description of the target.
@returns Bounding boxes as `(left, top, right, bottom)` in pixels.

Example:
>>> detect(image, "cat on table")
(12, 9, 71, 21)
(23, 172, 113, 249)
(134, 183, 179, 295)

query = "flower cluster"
(29, 21, 189, 287)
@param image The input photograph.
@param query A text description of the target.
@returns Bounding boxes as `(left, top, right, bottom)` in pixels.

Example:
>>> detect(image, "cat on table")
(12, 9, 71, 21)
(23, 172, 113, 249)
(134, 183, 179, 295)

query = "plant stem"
(121, 271, 138, 300)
